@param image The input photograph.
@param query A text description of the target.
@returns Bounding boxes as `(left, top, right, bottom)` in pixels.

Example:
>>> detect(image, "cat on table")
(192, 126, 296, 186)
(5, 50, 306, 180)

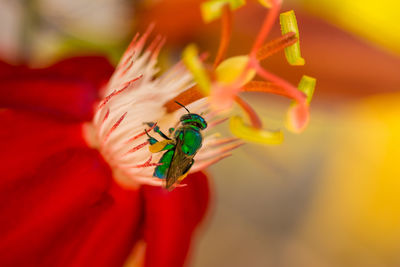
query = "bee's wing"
(165, 137, 194, 189)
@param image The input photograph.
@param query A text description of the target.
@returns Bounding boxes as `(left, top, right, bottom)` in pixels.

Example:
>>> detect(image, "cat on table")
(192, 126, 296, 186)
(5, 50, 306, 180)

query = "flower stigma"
(175, 0, 316, 138)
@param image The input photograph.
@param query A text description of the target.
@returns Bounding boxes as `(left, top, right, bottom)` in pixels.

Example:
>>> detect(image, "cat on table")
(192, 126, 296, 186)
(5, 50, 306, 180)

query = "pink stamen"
(134, 176, 164, 186)
(115, 52, 135, 73)
(208, 117, 229, 128)
(217, 142, 244, 154)
(103, 112, 127, 143)
(174, 184, 188, 188)
(136, 23, 155, 52)
(102, 108, 110, 123)
(125, 122, 157, 144)
(119, 60, 134, 77)
(207, 137, 240, 147)
(120, 75, 143, 89)
(118, 24, 155, 78)
(115, 34, 139, 72)
(151, 37, 166, 60)
(125, 141, 149, 154)
(115, 33, 139, 72)
(98, 90, 117, 110)
(132, 156, 162, 168)
(197, 142, 244, 161)
(146, 34, 162, 53)
(125, 32, 140, 56)
(168, 183, 188, 190)
(191, 153, 232, 172)
(121, 54, 133, 69)
(98, 75, 143, 110)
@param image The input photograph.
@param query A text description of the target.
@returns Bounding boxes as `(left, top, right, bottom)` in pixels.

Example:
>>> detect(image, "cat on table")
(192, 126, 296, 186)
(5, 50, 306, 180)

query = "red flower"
(0, 57, 209, 266)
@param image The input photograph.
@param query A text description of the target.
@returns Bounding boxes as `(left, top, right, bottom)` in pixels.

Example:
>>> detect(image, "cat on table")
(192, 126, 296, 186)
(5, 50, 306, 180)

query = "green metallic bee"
(145, 102, 207, 189)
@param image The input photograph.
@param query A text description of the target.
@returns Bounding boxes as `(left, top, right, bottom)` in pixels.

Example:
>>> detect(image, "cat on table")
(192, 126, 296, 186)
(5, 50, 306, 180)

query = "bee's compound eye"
(182, 145, 190, 154)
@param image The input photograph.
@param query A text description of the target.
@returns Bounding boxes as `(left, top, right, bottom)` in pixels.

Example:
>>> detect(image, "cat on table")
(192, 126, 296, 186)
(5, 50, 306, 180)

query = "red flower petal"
(142, 172, 209, 267)
(0, 110, 142, 266)
(47, 56, 115, 90)
(0, 57, 114, 121)
(0, 109, 210, 266)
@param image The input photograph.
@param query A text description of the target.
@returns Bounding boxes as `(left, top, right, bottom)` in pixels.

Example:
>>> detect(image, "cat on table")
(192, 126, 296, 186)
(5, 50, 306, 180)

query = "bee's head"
(174, 101, 207, 130)
(180, 113, 207, 130)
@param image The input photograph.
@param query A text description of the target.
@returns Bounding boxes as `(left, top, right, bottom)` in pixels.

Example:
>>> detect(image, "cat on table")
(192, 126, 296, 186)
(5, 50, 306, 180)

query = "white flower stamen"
(83, 29, 242, 188)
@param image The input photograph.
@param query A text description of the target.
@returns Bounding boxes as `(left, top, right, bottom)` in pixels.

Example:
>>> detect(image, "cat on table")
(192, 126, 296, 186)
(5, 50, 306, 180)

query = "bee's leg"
(144, 122, 171, 140)
(153, 126, 172, 140)
(145, 129, 158, 145)
(144, 122, 156, 127)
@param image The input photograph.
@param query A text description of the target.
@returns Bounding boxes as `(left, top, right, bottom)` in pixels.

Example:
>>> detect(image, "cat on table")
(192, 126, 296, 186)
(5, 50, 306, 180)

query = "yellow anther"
(279, 10, 305, 66)
(258, 0, 273, 8)
(298, 75, 316, 104)
(229, 115, 283, 145)
(201, 0, 246, 23)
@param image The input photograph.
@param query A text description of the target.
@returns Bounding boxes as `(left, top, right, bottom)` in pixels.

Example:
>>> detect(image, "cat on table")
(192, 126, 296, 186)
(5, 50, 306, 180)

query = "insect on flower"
(144, 101, 207, 190)
(85, 0, 316, 190)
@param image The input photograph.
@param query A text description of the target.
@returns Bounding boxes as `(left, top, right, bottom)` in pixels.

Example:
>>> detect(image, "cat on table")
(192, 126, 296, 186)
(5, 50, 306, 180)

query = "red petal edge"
(0, 109, 211, 267)
(0, 110, 143, 266)
(142, 171, 210, 267)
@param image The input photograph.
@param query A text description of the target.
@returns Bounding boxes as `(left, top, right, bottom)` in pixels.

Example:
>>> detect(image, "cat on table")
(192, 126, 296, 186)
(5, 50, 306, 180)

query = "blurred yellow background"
(1, 0, 400, 266)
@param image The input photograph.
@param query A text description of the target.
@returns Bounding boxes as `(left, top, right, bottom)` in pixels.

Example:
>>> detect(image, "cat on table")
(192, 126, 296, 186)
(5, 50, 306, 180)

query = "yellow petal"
(215, 55, 256, 85)
(279, 10, 305, 66)
(201, 0, 246, 23)
(182, 44, 211, 94)
(229, 115, 283, 145)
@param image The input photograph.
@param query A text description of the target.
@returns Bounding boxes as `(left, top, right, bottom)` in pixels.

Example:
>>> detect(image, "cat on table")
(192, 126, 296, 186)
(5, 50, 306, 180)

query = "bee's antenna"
(174, 101, 190, 114)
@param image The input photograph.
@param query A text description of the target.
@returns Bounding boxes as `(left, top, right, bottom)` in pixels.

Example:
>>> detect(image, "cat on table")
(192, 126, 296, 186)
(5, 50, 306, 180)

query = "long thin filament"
(250, 0, 282, 57)
(214, 5, 233, 68)
(256, 32, 297, 61)
(234, 96, 263, 129)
